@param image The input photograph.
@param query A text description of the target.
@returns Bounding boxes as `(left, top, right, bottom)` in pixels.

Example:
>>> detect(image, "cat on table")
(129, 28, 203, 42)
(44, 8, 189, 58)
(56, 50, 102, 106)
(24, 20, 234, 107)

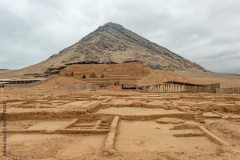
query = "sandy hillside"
(35, 77, 83, 91)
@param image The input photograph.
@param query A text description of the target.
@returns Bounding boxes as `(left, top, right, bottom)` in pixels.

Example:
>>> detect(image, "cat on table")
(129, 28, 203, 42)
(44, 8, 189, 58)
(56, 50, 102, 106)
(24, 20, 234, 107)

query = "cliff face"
(9, 22, 206, 75)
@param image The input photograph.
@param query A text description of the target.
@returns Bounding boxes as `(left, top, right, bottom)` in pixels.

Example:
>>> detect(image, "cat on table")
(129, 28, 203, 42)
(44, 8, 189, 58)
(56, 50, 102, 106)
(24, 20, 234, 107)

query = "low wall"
(4, 128, 110, 134)
(85, 102, 102, 113)
(103, 116, 120, 155)
(142, 83, 220, 93)
(171, 123, 229, 146)
(198, 124, 229, 146)
(67, 83, 100, 91)
(216, 87, 240, 94)
(100, 103, 175, 109)
(3, 110, 87, 121)
(106, 85, 122, 91)
(207, 83, 220, 93)
(98, 113, 197, 121)
(57, 119, 78, 130)
(4, 80, 46, 88)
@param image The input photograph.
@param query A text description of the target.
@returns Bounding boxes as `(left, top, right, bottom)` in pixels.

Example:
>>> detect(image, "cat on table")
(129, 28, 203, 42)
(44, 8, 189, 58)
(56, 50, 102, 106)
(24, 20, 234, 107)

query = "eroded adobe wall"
(216, 87, 240, 94)
(4, 80, 46, 88)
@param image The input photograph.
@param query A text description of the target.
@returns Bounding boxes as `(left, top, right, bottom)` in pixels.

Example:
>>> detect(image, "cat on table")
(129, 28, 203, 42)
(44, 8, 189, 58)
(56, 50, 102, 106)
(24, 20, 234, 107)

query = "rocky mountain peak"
(102, 22, 124, 30)
(15, 22, 207, 74)
(86, 22, 125, 38)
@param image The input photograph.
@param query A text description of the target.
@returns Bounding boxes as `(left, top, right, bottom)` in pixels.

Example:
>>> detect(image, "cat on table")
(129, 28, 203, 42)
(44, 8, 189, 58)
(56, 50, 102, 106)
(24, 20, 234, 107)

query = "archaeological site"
(1, 22, 240, 160)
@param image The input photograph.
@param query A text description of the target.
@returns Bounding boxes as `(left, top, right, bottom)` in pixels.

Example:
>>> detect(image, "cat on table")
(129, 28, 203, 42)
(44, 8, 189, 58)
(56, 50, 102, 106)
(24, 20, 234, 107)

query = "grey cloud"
(0, 0, 239, 74)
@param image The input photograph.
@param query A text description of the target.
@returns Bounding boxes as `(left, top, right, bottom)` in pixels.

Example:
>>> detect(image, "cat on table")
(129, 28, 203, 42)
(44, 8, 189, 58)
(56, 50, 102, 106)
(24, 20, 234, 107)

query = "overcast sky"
(0, 0, 239, 74)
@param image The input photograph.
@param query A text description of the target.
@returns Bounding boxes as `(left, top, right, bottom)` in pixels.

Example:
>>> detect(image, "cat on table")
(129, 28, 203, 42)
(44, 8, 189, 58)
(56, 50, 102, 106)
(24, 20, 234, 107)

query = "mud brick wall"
(4, 80, 46, 88)
(207, 83, 220, 93)
(216, 87, 240, 94)
(67, 83, 100, 91)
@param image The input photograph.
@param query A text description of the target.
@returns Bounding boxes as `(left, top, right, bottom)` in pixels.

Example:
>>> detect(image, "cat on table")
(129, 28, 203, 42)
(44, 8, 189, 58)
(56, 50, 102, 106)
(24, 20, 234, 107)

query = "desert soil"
(0, 76, 240, 160)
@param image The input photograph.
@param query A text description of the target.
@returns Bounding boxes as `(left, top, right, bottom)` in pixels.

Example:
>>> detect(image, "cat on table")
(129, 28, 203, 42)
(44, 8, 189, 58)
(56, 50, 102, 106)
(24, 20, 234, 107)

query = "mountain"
(8, 22, 206, 75)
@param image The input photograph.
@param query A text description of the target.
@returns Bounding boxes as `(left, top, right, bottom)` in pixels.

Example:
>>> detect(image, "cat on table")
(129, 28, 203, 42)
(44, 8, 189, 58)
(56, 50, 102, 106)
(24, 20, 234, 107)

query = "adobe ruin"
(1, 61, 240, 159)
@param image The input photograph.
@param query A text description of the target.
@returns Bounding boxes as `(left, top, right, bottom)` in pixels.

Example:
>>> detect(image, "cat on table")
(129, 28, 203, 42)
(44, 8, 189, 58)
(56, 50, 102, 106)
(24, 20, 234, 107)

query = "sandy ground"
(0, 81, 240, 159)
(116, 120, 218, 153)
(4, 134, 105, 160)
(97, 107, 182, 115)
(203, 119, 240, 151)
